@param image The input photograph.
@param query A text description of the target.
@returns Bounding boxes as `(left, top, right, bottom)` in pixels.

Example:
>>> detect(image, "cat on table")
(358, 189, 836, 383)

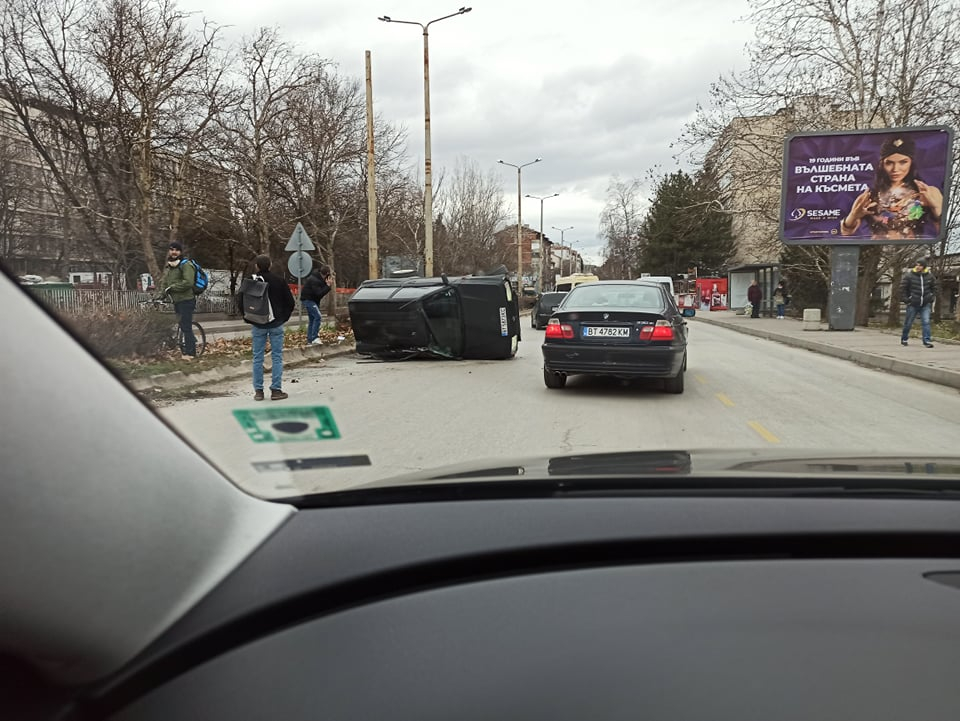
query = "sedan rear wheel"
(544, 368, 566, 389)
(663, 367, 685, 394)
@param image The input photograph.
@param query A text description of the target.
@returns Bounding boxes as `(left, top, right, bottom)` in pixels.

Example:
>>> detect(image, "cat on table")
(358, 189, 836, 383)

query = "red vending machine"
(697, 278, 728, 311)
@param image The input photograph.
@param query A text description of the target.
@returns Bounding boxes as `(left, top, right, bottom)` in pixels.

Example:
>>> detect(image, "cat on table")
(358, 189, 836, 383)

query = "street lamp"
(499, 158, 541, 293)
(525, 192, 558, 294)
(378, 7, 472, 277)
(552, 225, 573, 276)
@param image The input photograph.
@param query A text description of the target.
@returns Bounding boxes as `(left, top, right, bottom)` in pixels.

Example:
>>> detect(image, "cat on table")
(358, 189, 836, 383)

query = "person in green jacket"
(159, 241, 197, 359)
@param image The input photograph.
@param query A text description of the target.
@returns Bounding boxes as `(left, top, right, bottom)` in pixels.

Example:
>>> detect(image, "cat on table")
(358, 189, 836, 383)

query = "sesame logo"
(790, 208, 806, 220)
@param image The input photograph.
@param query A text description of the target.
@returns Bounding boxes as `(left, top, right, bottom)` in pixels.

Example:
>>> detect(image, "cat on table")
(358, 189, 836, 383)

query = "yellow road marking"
(715, 393, 736, 407)
(748, 421, 781, 444)
(694, 374, 708, 384)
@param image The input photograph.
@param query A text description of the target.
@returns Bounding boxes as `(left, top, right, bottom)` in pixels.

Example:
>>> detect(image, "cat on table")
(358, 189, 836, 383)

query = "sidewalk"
(126, 341, 357, 393)
(693, 311, 960, 391)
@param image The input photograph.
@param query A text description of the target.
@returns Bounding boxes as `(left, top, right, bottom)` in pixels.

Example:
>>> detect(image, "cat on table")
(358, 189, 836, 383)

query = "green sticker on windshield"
(233, 406, 340, 443)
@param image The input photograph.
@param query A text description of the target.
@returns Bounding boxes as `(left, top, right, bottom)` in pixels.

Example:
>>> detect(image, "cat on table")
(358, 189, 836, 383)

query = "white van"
(637, 275, 675, 299)
(555, 273, 599, 292)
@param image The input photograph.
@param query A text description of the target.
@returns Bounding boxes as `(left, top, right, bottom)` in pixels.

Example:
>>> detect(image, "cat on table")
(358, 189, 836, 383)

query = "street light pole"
(525, 192, 558, 295)
(499, 158, 541, 293)
(552, 225, 573, 276)
(378, 7, 472, 277)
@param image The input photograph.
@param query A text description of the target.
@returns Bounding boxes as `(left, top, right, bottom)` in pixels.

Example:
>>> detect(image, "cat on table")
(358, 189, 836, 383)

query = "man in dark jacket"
(159, 241, 197, 359)
(747, 279, 762, 318)
(301, 264, 332, 345)
(900, 258, 937, 348)
(244, 255, 296, 400)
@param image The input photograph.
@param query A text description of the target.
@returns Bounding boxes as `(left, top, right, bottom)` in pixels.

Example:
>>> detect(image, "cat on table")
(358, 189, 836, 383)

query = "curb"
(693, 316, 960, 391)
(128, 343, 357, 392)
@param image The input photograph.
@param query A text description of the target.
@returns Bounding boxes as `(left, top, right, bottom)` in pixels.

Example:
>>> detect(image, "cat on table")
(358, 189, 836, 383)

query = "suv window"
(539, 292, 567, 307)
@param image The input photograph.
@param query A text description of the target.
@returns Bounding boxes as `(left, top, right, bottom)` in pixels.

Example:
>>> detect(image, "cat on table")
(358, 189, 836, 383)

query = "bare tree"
(375, 168, 426, 270)
(217, 27, 322, 259)
(272, 66, 364, 281)
(0, 133, 30, 264)
(433, 157, 508, 275)
(599, 175, 644, 278)
(89, 0, 222, 280)
(1, 0, 136, 280)
(680, 0, 960, 324)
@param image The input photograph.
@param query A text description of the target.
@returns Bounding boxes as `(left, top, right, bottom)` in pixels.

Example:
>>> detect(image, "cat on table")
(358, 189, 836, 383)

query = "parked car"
(541, 280, 688, 393)
(531, 291, 568, 329)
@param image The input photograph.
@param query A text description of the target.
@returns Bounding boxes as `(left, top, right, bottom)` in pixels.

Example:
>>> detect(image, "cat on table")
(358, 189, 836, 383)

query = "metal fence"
(28, 288, 236, 315)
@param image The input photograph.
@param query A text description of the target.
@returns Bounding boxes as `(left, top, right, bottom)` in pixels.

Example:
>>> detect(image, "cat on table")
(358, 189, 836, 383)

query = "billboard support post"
(828, 246, 859, 330)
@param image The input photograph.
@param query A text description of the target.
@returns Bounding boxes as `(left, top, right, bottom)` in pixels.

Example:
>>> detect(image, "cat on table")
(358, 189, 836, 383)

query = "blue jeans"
(901, 304, 932, 344)
(252, 325, 285, 391)
(303, 300, 322, 342)
(174, 298, 196, 356)
(776, 303, 785, 318)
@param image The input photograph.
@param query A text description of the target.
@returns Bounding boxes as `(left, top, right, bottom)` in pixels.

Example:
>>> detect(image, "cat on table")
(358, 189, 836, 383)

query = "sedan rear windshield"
(567, 285, 665, 310)
(540, 293, 567, 305)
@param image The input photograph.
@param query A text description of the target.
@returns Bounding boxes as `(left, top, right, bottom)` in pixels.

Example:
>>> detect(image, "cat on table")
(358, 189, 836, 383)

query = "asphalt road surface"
(160, 321, 960, 498)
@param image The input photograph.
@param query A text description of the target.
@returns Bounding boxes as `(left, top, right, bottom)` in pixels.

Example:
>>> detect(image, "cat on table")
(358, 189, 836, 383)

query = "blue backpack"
(181, 259, 209, 294)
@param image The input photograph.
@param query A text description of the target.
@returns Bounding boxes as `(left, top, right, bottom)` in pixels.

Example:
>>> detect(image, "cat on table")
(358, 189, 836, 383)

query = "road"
(160, 320, 960, 498)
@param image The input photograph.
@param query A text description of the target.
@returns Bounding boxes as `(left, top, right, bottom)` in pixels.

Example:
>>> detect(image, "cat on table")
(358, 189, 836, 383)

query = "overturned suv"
(349, 271, 521, 361)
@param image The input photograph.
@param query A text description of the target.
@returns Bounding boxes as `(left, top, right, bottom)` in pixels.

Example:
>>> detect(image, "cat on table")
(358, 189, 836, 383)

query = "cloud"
(181, 0, 756, 264)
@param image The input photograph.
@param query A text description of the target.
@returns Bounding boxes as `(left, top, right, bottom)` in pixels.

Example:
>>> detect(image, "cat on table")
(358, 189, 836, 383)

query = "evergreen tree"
(639, 170, 735, 277)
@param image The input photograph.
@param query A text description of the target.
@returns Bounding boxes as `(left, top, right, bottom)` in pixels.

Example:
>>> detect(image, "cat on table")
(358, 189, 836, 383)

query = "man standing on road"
(900, 258, 937, 348)
(301, 264, 333, 346)
(243, 255, 296, 401)
(160, 241, 197, 360)
(747, 279, 763, 318)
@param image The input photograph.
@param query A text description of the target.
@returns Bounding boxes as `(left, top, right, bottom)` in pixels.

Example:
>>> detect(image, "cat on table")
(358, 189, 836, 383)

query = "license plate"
(582, 326, 630, 338)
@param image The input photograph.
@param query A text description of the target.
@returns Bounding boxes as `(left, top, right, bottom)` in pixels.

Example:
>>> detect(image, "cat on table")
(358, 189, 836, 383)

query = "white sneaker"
(310, 339, 323, 346)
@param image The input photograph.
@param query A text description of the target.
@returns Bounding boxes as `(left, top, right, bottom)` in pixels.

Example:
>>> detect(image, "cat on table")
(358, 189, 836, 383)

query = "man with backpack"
(239, 255, 296, 401)
(160, 241, 198, 359)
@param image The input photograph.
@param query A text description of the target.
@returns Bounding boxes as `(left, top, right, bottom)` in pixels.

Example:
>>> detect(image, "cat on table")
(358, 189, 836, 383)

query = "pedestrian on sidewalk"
(747, 279, 763, 318)
(301, 264, 333, 346)
(159, 241, 197, 360)
(242, 255, 296, 401)
(900, 257, 937, 348)
(773, 280, 788, 319)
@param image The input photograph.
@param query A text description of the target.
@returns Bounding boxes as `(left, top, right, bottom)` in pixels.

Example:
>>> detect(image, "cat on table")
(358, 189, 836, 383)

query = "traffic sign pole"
(286, 225, 316, 342)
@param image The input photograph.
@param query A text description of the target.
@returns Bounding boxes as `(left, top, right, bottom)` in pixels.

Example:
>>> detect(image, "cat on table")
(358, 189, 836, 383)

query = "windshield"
(539, 293, 567, 306)
(4, 0, 960, 499)
(565, 284, 665, 310)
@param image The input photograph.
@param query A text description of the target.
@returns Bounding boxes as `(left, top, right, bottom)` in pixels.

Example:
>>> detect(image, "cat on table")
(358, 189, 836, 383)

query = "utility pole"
(365, 51, 378, 280)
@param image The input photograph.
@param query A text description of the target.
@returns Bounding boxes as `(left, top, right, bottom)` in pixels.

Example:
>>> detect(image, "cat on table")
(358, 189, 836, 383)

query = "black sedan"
(531, 291, 568, 329)
(541, 280, 688, 393)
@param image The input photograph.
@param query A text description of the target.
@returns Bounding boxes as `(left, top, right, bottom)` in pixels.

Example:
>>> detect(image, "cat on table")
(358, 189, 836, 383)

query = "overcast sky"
(184, 0, 757, 264)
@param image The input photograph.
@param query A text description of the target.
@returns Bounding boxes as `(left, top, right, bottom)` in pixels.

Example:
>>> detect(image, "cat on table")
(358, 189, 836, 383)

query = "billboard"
(780, 126, 953, 245)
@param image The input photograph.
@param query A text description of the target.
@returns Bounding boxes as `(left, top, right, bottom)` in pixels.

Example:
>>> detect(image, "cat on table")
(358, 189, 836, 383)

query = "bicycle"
(138, 297, 207, 357)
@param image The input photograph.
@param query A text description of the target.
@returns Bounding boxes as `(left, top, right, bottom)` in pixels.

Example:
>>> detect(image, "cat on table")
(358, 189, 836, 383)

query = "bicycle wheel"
(177, 322, 206, 357)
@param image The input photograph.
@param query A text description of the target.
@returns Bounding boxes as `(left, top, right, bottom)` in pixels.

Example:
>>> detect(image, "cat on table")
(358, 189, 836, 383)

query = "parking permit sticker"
(233, 406, 341, 443)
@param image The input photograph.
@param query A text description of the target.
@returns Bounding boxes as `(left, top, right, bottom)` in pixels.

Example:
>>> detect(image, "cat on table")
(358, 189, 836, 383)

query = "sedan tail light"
(639, 319, 675, 340)
(545, 318, 575, 339)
